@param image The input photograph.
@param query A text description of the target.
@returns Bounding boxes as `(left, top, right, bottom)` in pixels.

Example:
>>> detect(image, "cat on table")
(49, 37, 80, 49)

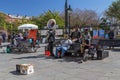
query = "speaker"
(97, 49, 109, 60)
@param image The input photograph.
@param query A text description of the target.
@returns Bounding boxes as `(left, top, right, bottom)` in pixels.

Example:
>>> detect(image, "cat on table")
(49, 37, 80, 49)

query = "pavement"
(0, 43, 120, 80)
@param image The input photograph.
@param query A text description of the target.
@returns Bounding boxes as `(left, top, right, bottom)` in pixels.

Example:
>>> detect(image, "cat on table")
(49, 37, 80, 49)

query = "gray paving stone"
(0, 44, 120, 80)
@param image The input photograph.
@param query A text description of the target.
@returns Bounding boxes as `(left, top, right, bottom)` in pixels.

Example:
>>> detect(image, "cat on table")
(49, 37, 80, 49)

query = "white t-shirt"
(0, 35, 2, 39)
(61, 39, 72, 47)
(84, 32, 91, 40)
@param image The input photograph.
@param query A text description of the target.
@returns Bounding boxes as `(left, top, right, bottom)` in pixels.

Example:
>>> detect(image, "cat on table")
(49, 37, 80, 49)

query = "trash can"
(6, 45, 11, 53)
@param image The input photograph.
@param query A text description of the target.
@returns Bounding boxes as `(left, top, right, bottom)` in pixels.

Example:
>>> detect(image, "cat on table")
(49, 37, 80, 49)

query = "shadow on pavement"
(13, 53, 98, 63)
(13, 54, 45, 59)
(45, 56, 83, 64)
(58, 56, 98, 63)
(0, 51, 34, 55)
(10, 71, 24, 75)
(111, 48, 120, 52)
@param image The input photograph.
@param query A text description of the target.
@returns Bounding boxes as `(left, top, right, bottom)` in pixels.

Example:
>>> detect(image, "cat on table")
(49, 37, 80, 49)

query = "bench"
(66, 43, 89, 61)
(67, 43, 80, 55)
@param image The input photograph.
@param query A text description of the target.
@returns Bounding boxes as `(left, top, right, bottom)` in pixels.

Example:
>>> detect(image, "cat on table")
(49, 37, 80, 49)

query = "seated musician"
(71, 26, 81, 43)
(54, 35, 72, 58)
(83, 30, 91, 49)
(80, 29, 91, 54)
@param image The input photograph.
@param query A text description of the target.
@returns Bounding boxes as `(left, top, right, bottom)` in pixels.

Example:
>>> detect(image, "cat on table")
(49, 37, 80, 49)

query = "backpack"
(48, 31, 55, 42)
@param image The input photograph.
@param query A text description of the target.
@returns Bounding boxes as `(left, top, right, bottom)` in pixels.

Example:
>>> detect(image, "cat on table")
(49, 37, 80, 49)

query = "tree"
(105, 0, 120, 21)
(99, 17, 110, 30)
(31, 10, 64, 29)
(0, 12, 6, 29)
(60, 9, 99, 27)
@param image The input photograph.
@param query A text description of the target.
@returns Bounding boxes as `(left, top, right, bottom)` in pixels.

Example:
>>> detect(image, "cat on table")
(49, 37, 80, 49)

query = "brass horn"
(47, 19, 56, 29)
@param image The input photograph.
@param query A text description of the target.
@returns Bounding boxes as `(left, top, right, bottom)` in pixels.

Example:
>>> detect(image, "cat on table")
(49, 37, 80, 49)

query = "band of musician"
(70, 27, 91, 53)
(45, 19, 92, 58)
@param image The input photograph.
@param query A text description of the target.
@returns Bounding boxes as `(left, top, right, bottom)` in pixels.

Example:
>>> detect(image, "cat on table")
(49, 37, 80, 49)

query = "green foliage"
(100, 25, 110, 31)
(31, 10, 64, 29)
(0, 11, 64, 33)
(99, 17, 110, 30)
(0, 12, 6, 28)
(105, 0, 120, 20)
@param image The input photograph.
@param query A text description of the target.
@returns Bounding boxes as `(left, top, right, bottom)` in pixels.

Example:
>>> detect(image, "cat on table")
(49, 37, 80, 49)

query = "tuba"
(47, 19, 56, 29)
(46, 19, 56, 40)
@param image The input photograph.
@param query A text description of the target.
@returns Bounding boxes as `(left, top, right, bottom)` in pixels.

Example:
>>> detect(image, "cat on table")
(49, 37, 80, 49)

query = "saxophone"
(80, 37, 86, 53)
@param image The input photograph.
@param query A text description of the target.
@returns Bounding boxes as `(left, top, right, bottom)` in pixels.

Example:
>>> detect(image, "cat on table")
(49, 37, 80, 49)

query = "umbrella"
(18, 24, 38, 30)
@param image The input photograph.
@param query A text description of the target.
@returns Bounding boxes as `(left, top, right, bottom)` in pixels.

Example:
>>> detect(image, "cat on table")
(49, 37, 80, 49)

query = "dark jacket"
(47, 30, 55, 43)
(108, 31, 114, 39)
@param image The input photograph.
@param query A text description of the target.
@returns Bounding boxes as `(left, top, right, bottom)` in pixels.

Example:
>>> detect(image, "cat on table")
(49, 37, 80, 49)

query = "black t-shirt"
(71, 31, 81, 39)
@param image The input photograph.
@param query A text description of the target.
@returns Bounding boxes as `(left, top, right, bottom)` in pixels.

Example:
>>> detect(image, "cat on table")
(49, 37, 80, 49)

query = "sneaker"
(59, 56, 62, 58)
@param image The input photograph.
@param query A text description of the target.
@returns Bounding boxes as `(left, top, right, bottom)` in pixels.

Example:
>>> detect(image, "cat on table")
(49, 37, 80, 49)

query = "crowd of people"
(3, 31, 39, 49)
(0, 22, 115, 56)
(0, 31, 7, 45)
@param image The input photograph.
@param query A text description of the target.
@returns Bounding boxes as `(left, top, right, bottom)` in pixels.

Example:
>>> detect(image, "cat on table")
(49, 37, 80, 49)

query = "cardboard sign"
(16, 64, 34, 75)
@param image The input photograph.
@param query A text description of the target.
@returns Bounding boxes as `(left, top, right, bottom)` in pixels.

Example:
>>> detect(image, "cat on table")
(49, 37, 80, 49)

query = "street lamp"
(65, 0, 72, 34)
(67, 5, 72, 34)
(65, 0, 68, 34)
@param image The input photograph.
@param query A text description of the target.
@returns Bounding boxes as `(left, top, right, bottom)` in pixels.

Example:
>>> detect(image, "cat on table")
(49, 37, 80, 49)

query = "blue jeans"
(54, 46, 68, 57)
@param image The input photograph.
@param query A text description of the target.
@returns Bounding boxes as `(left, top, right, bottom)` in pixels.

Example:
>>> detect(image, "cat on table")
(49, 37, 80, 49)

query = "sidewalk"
(0, 47, 120, 80)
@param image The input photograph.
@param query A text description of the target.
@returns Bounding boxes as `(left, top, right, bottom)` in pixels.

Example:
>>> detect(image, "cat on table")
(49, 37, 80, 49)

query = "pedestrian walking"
(108, 30, 114, 49)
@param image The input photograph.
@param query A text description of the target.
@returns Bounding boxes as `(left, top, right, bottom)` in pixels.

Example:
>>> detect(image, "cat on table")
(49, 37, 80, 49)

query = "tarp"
(105, 34, 109, 39)
(99, 29, 105, 38)
(93, 30, 98, 39)
(28, 30, 37, 41)
(18, 24, 38, 30)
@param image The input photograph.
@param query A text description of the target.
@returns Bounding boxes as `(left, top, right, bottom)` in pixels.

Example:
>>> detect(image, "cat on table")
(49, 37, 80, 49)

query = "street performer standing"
(46, 19, 56, 56)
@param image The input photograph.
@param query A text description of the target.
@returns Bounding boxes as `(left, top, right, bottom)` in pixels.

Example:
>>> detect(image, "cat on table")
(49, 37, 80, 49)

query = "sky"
(0, 0, 116, 17)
